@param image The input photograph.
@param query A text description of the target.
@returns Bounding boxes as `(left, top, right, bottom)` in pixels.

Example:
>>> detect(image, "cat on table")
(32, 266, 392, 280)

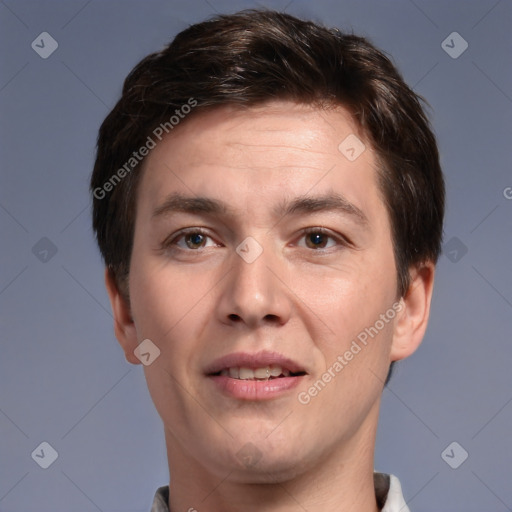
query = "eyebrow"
(275, 192, 368, 225)
(152, 191, 368, 225)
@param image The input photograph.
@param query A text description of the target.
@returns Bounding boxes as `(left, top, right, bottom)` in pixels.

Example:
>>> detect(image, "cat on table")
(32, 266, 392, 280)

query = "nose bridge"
(218, 234, 290, 327)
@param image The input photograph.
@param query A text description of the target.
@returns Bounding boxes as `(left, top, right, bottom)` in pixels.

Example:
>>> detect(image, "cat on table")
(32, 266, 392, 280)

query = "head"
(91, 10, 444, 482)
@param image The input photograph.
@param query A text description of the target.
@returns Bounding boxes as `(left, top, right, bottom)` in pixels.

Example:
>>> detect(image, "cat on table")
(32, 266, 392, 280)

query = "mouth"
(209, 365, 307, 381)
(205, 350, 308, 379)
(204, 351, 308, 400)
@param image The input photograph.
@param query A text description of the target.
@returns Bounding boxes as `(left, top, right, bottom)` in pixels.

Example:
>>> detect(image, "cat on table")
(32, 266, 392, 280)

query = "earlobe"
(104, 268, 141, 365)
(390, 262, 435, 362)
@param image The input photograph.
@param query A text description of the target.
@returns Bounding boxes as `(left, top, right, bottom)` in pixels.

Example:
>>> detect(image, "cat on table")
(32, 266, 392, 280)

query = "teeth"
(239, 367, 256, 380)
(254, 367, 270, 379)
(269, 365, 282, 377)
(218, 365, 293, 380)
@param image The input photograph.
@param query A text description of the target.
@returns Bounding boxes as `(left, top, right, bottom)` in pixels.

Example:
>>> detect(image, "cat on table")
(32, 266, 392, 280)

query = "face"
(110, 101, 431, 483)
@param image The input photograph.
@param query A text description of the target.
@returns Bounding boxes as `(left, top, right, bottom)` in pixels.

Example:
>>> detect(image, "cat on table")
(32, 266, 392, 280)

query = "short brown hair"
(91, 9, 444, 302)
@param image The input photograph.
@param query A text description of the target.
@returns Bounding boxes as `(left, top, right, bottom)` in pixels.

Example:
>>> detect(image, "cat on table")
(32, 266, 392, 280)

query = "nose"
(215, 237, 292, 329)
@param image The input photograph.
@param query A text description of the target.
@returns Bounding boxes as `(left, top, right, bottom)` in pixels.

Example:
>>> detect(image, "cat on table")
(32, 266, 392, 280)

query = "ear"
(104, 268, 141, 365)
(390, 262, 435, 362)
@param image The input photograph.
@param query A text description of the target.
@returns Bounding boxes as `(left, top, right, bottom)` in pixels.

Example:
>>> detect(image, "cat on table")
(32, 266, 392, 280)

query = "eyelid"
(296, 227, 352, 249)
(162, 227, 220, 249)
(161, 226, 352, 252)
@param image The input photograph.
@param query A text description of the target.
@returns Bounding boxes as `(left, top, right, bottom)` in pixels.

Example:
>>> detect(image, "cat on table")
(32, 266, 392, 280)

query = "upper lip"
(205, 350, 307, 375)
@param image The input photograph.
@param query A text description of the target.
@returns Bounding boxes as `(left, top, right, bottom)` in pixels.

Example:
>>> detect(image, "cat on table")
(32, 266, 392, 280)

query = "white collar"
(151, 472, 410, 511)
(381, 474, 410, 512)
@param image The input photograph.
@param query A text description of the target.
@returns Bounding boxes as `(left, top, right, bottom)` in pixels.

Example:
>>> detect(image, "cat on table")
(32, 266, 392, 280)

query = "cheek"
(129, 267, 203, 350)
(309, 315, 396, 416)
(128, 263, 169, 338)
(127, 255, 208, 424)
(296, 250, 397, 347)
(128, 226, 198, 338)
(127, 242, 217, 374)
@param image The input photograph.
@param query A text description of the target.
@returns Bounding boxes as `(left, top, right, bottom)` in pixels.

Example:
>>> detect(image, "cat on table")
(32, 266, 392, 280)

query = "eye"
(163, 228, 219, 250)
(297, 228, 345, 250)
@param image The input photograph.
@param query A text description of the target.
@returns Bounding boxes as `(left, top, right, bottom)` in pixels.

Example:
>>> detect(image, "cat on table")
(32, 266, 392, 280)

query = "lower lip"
(208, 374, 304, 400)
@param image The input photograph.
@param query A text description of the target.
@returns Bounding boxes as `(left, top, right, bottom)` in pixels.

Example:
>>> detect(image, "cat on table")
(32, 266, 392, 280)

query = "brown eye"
(298, 228, 341, 250)
(184, 232, 207, 249)
(162, 228, 217, 251)
(305, 232, 330, 249)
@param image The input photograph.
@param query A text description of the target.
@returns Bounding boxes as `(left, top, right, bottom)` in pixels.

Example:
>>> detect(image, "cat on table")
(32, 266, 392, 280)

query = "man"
(90, 9, 444, 512)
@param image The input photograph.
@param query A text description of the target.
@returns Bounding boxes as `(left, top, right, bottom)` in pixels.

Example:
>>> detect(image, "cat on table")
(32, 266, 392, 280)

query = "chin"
(227, 451, 310, 484)
(205, 432, 313, 483)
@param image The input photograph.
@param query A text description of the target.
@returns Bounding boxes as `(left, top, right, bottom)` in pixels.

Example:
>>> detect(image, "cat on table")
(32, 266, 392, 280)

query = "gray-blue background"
(1, 1, 511, 511)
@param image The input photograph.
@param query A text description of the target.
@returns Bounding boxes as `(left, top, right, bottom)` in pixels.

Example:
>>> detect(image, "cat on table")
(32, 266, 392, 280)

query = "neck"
(164, 404, 381, 512)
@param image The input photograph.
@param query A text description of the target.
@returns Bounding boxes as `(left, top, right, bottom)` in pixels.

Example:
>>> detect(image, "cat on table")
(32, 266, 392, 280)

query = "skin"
(106, 101, 435, 512)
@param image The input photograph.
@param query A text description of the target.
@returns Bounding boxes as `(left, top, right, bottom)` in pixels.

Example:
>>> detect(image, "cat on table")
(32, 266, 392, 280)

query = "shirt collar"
(150, 472, 410, 512)
(377, 474, 411, 512)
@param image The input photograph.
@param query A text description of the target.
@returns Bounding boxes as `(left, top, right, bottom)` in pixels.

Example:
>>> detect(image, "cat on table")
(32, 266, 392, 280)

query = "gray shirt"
(150, 473, 410, 512)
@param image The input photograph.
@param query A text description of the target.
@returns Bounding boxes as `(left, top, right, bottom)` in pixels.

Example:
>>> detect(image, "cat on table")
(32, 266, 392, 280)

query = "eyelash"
(162, 228, 215, 251)
(161, 227, 350, 252)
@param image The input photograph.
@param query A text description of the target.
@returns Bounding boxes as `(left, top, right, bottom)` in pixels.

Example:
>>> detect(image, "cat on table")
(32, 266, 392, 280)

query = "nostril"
(226, 313, 281, 324)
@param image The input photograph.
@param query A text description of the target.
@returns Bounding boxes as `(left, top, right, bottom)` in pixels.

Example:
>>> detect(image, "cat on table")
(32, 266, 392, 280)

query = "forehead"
(137, 101, 383, 222)
(148, 102, 365, 169)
